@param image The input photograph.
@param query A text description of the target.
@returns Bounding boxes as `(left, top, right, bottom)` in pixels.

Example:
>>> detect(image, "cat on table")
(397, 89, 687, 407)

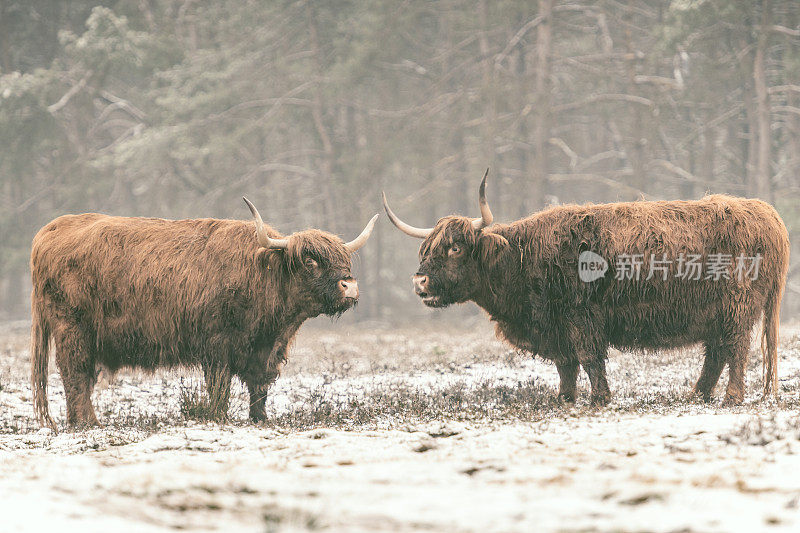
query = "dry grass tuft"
(266, 379, 562, 431)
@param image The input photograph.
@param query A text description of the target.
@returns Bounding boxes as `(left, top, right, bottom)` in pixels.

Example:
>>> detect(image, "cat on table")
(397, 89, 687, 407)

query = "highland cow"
(31, 198, 378, 429)
(384, 171, 789, 405)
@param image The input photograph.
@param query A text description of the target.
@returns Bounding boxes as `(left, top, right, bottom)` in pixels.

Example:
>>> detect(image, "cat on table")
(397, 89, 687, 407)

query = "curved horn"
(471, 168, 494, 230)
(345, 214, 380, 252)
(242, 197, 289, 249)
(382, 192, 433, 239)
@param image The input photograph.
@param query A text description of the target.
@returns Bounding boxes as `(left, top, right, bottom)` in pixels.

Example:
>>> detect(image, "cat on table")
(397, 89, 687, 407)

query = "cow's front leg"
(555, 360, 579, 403)
(201, 362, 232, 419)
(245, 373, 270, 423)
(242, 360, 282, 423)
(242, 359, 281, 423)
(245, 324, 300, 423)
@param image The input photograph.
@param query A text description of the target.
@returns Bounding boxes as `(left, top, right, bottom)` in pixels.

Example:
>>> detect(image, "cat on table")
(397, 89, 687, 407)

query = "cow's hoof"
(690, 389, 714, 403)
(590, 394, 611, 407)
(557, 392, 576, 404)
(249, 412, 267, 424)
(67, 417, 100, 429)
(722, 395, 743, 407)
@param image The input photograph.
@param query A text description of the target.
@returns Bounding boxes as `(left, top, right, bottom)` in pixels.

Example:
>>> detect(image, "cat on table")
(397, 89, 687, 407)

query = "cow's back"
(504, 195, 789, 352)
(31, 213, 273, 369)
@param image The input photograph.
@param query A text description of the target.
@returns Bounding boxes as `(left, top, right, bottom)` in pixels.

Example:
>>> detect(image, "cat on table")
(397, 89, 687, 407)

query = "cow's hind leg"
(722, 333, 752, 406)
(556, 360, 579, 403)
(580, 355, 611, 406)
(693, 341, 727, 401)
(52, 320, 99, 427)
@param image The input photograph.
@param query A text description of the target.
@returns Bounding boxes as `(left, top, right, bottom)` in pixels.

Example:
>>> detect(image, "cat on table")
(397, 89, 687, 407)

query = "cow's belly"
(97, 331, 192, 371)
(605, 307, 709, 351)
(501, 297, 750, 359)
(603, 287, 765, 351)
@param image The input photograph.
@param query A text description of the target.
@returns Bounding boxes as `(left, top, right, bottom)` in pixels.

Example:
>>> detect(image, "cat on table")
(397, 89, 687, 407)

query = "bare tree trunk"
(307, 1, 337, 232)
(788, 87, 800, 195)
(739, 37, 759, 196)
(753, 0, 773, 201)
(371, 167, 384, 320)
(701, 108, 715, 189)
(178, 0, 198, 51)
(478, 0, 497, 201)
(0, 0, 12, 73)
(515, 41, 530, 218)
(623, 0, 646, 197)
(139, 0, 157, 32)
(684, 120, 697, 199)
(532, 0, 553, 208)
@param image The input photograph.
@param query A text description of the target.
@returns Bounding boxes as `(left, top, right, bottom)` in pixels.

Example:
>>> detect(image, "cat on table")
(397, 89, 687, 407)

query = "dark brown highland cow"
(384, 171, 789, 405)
(31, 198, 378, 429)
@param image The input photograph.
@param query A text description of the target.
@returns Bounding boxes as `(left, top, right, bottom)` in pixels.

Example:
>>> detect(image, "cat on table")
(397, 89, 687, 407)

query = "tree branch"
(553, 93, 653, 113)
(47, 70, 92, 114)
(769, 24, 800, 37)
(548, 137, 578, 169)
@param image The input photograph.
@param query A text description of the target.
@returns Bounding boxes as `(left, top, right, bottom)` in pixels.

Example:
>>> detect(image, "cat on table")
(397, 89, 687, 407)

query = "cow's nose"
(412, 274, 428, 296)
(339, 279, 359, 299)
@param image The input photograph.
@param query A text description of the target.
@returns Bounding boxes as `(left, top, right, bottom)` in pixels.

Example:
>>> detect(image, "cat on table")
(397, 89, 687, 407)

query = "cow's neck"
(472, 245, 527, 325)
(249, 250, 306, 327)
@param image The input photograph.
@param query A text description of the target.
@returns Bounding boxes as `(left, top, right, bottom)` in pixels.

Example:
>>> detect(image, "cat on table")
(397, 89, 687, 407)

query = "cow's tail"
(31, 292, 56, 431)
(761, 282, 783, 400)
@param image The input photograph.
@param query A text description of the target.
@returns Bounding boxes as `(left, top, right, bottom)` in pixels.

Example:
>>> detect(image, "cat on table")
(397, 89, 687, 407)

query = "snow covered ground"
(1, 320, 799, 532)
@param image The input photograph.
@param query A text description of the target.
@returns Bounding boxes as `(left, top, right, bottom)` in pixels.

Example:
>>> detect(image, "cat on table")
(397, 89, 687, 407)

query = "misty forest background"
(1, 0, 799, 324)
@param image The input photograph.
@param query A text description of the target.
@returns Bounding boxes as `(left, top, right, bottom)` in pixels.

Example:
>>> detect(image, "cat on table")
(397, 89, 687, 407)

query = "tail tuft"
(31, 296, 56, 432)
(760, 286, 782, 400)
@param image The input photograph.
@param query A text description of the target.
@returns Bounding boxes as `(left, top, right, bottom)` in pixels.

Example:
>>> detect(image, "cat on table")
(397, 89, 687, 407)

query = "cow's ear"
(258, 248, 287, 273)
(476, 232, 510, 266)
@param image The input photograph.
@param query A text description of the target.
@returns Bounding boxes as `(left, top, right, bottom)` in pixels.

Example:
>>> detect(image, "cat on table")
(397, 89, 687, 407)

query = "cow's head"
(243, 197, 378, 316)
(383, 169, 507, 308)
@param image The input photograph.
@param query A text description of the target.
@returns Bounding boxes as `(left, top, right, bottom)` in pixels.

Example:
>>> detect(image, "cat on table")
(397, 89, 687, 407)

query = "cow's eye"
(305, 258, 318, 269)
(448, 244, 461, 256)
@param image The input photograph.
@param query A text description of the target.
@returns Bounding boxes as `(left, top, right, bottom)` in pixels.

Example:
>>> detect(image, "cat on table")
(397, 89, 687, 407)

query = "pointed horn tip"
(480, 168, 489, 191)
(242, 197, 259, 219)
(381, 192, 394, 214)
(344, 214, 381, 251)
(361, 213, 380, 233)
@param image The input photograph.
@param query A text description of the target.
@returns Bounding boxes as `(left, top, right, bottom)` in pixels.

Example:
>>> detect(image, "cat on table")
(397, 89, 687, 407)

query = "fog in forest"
(1, 0, 798, 323)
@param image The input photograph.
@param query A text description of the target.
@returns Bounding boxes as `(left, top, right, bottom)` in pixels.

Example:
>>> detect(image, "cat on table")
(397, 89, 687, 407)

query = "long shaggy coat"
(31, 213, 355, 429)
(415, 195, 789, 404)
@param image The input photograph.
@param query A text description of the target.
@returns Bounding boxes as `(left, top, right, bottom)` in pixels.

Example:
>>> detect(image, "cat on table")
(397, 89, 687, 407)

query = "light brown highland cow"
(31, 198, 378, 429)
(385, 171, 790, 406)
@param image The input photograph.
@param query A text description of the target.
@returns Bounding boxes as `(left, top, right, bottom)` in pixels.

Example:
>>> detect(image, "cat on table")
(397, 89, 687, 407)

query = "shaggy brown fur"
(31, 214, 362, 429)
(408, 195, 789, 405)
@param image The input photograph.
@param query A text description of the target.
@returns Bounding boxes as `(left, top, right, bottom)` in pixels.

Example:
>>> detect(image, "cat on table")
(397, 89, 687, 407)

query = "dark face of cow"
(242, 197, 378, 317)
(290, 231, 360, 317)
(414, 218, 482, 308)
(382, 169, 496, 309)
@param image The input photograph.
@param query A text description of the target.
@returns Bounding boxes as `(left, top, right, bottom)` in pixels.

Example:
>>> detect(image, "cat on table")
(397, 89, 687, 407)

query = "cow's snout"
(413, 274, 429, 297)
(339, 279, 359, 300)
